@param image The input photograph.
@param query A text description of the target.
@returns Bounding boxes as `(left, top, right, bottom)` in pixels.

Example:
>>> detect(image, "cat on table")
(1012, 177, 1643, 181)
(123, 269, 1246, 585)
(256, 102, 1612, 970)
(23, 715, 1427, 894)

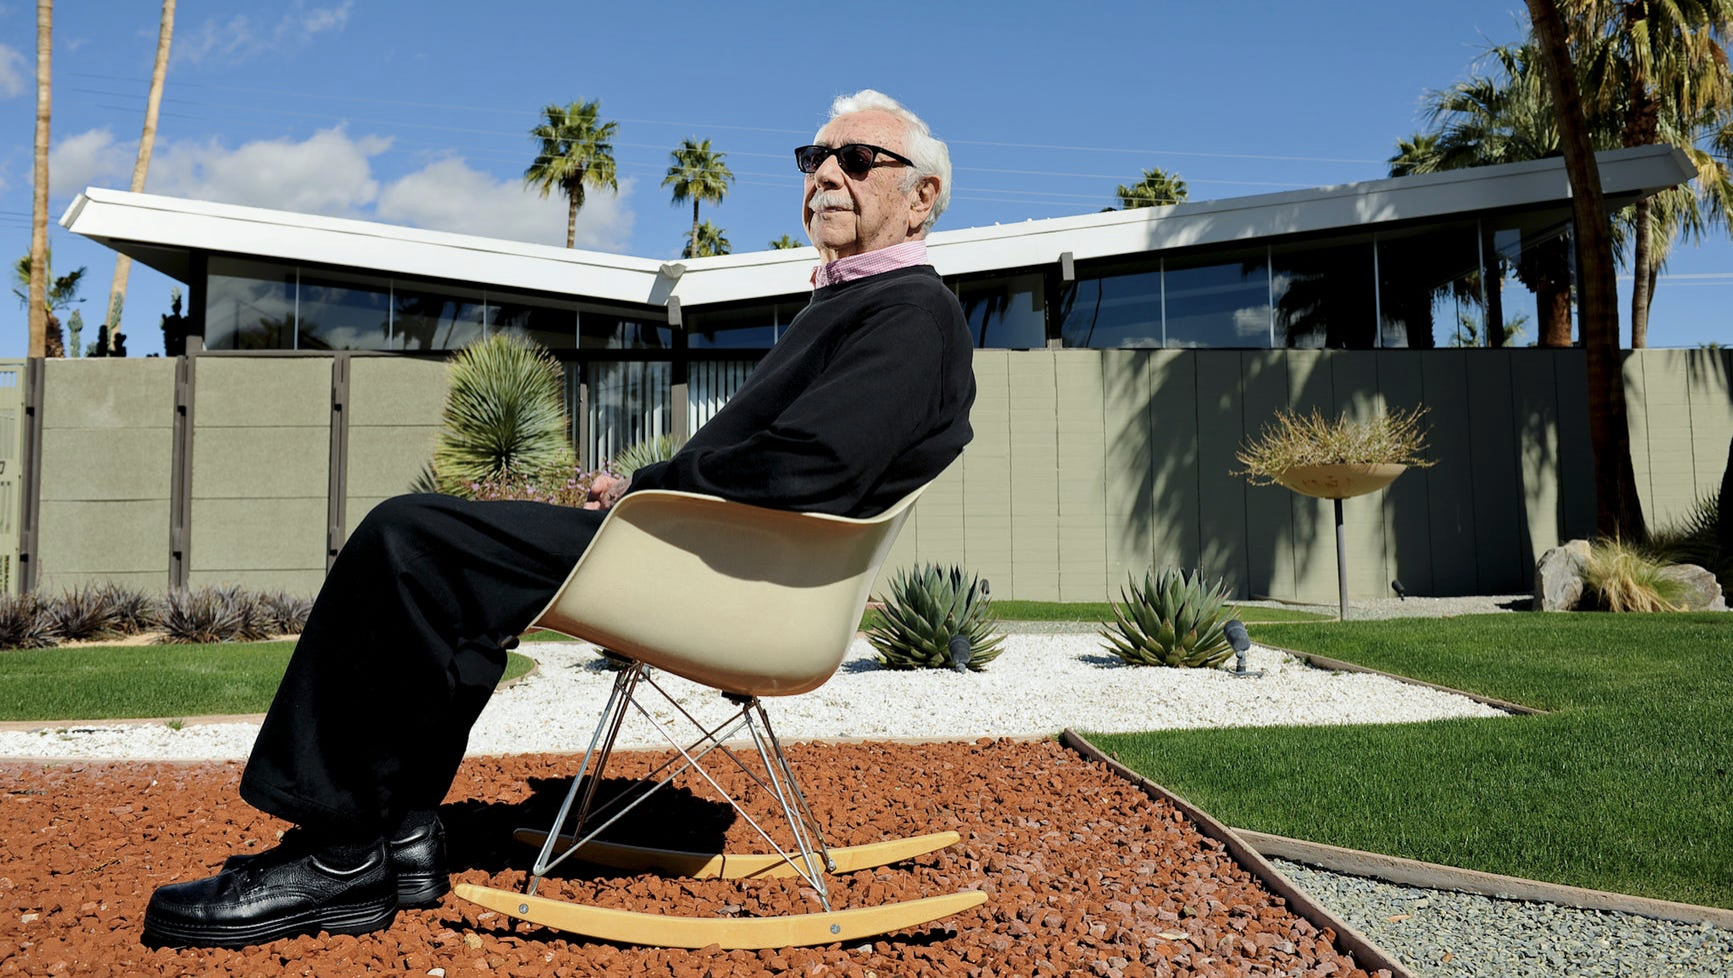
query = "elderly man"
(142, 89, 975, 949)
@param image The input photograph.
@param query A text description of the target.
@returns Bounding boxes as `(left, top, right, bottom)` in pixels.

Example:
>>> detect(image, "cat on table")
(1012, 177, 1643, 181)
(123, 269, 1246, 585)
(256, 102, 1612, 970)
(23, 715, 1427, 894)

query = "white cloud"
(178, 1, 352, 65)
(377, 158, 635, 251)
(49, 128, 134, 196)
(0, 41, 26, 98)
(146, 127, 387, 216)
(1233, 305, 1269, 338)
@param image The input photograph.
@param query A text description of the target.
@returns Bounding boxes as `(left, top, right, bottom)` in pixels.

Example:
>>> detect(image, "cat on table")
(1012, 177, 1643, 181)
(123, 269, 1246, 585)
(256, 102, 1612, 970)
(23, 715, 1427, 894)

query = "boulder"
(1657, 564, 1728, 612)
(1534, 539, 1592, 612)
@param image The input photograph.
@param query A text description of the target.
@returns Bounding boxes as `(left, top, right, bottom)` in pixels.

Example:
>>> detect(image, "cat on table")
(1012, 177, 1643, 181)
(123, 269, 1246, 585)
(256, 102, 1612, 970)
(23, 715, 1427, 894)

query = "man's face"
(803, 109, 934, 262)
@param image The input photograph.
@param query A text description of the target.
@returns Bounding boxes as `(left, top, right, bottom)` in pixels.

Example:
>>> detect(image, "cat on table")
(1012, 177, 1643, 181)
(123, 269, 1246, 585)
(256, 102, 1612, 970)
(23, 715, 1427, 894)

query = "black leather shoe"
(221, 817, 449, 908)
(142, 838, 397, 948)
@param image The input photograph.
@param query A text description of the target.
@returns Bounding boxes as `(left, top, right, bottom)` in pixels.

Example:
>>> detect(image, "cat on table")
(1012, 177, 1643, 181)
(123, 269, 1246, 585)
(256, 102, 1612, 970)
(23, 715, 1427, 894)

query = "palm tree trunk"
(1629, 197, 1652, 348)
(1527, 0, 1647, 542)
(1538, 283, 1573, 347)
(103, 0, 175, 350)
(28, 0, 52, 359)
(692, 199, 701, 258)
(565, 177, 585, 249)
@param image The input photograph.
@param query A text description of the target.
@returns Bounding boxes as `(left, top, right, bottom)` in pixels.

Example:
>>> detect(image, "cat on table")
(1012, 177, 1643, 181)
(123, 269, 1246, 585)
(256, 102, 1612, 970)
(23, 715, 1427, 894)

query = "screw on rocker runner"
(451, 487, 986, 948)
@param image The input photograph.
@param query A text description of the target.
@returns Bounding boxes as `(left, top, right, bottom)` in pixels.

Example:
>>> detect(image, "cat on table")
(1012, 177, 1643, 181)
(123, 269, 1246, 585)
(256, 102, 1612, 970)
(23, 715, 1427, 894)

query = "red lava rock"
(0, 741, 1391, 977)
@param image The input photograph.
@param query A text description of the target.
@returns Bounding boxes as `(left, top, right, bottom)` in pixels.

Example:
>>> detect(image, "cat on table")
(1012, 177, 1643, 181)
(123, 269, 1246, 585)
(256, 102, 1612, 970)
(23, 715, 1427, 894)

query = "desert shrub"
(468, 468, 600, 507)
(1101, 567, 1236, 668)
(867, 564, 1004, 671)
(160, 586, 272, 644)
(1584, 539, 1687, 613)
(0, 593, 56, 650)
(45, 583, 123, 641)
(609, 434, 687, 479)
(430, 332, 576, 497)
(1234, 406, 1435, 486)
(257, 590, 314, 634)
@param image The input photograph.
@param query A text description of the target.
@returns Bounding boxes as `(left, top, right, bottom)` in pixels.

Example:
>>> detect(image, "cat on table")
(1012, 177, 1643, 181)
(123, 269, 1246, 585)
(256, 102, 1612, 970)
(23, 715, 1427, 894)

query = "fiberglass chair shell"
(453, 487, 986, 949)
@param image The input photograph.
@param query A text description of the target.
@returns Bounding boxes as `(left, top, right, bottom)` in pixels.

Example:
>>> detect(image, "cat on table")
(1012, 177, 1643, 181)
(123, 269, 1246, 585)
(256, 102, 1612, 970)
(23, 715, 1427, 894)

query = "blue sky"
(2, 0, 1728, 357)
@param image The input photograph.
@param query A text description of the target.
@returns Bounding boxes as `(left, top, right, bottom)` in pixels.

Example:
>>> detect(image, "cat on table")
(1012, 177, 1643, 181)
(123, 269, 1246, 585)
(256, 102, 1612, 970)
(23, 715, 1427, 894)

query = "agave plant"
(257, 590, 315, 634)
(866, 564, 1004, 671)
(1101, 568, 1236, 668)
(431, 332, 576, 497)
(100, 582, 162, 635)
(160, 586, 272, 644)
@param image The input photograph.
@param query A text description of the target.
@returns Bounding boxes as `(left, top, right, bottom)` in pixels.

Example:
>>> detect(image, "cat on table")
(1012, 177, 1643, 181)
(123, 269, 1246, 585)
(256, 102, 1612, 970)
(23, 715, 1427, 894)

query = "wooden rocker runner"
(454, 487, 986, 949)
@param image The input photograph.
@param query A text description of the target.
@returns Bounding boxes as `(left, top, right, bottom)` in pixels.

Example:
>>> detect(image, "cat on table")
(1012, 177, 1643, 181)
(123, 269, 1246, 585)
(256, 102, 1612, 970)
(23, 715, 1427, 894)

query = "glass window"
(1165, 248, 1270, 348)
(392, 284, 486, 351)
(581, 311, 672, 350)
(957, 273, 1046, 348)
(204, 257, 295, 350)
(686, 299, 806, 350)
(1488, 214, 1574, 347)
(489, 291, 579, 350)
(297, 271, 392, 351)
(584, 361, 671, 467)
(1058, 264, 1161, 348)
(1271, 242, 1375, 349)
(1377, 224, 1483, 349)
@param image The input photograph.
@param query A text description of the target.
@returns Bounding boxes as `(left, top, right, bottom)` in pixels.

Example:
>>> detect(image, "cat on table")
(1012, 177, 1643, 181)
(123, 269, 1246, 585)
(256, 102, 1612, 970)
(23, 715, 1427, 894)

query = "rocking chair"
(453, 487, 985, 949)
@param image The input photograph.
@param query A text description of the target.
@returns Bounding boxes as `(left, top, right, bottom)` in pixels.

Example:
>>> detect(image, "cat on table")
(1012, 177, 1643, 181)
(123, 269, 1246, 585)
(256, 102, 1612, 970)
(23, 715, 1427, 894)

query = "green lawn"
(0, 642, 536, 721)
(1084, 613, 1733, 909)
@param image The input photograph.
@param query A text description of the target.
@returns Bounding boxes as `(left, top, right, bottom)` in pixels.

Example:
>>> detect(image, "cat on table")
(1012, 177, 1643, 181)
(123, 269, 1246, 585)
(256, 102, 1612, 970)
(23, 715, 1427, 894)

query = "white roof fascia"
(62, 145, 1692, 310)
(61, 188, 669, 305)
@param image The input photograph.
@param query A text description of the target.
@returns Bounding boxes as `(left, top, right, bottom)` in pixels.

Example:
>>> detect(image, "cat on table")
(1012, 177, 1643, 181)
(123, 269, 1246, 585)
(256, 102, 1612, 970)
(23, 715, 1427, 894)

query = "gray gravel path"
(1274, 860, 1733, 978)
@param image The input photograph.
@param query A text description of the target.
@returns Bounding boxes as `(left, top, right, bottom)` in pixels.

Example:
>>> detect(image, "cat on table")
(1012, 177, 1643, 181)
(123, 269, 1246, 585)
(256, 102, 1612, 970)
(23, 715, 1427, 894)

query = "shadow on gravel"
(440, 774, 735, 879)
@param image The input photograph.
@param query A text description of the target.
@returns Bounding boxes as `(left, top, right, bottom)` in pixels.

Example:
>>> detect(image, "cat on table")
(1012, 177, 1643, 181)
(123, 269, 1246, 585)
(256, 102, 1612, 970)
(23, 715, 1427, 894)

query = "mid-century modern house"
(6, 143, 1726, 606)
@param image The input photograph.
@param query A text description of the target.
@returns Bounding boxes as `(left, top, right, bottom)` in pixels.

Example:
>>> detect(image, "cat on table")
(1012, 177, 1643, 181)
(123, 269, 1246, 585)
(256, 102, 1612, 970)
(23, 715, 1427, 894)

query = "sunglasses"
(793, 143, 915, 177)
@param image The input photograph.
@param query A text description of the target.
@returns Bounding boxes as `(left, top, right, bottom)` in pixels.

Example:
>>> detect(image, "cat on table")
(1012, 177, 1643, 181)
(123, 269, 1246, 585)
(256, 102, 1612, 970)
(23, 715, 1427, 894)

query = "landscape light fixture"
(1225, 618, 1262, 678)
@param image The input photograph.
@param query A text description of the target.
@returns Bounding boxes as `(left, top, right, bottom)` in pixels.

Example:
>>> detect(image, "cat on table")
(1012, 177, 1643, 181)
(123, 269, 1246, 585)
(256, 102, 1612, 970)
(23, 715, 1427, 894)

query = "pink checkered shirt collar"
(810, 239, 929, 289)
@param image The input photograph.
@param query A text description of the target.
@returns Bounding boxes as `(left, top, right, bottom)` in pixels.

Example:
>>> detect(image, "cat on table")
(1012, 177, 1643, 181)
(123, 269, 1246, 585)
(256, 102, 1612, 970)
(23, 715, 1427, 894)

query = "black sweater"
(630, 265, 975, 516)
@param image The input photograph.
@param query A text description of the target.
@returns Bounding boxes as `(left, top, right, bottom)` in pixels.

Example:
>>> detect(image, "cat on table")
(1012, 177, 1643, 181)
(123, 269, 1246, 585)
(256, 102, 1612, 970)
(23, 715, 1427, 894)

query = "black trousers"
(239, 493, 606, 835)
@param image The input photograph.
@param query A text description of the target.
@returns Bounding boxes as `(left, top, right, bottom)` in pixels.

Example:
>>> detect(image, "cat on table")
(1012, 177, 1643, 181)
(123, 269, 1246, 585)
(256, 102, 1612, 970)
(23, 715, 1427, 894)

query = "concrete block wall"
(187, 357, 331, 593)
(35, 358, 176, 593)
(16, 348, 1732, 602)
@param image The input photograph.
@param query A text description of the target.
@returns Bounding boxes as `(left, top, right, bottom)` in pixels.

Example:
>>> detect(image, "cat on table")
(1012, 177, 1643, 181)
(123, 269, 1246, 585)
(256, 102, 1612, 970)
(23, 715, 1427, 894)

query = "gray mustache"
(806, 192, 854, 212)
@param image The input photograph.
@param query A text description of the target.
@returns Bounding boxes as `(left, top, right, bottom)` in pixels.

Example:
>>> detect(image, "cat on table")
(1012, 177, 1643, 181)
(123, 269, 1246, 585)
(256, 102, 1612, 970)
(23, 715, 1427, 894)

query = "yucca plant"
(866, 564, 1004, 671)
(257, 590, 314, 634)
(159, 586, 271, 644)
(431, 332, 576, 497)
(0, 593, 56, 650)
(100, 582, 162, 635)
(1100, 567, 1236, 668)
(609, 433, 687, 478)
(1649, 490, 1728, 590)
(45, 583, 123, 641)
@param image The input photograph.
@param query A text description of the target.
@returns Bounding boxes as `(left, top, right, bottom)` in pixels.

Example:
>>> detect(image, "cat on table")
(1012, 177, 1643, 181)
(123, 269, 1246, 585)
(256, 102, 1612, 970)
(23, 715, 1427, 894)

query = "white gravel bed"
(0, 634, 1509, 762)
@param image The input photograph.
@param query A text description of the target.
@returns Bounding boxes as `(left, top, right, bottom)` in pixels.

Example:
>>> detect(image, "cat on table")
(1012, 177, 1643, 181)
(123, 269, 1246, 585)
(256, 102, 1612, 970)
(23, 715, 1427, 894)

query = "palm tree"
(1528, 0, 1647, 541)
(524, 100, 619, 249)
(28, 0, 51, 359)
(684, 221, 730, 259)
(1397, 39, 1619, 346)
(663, 138, 733, 255)
(101, 0, 176, 354)
(1567, 0, 1733, 346)
(768, 234, 804, 250)
(14, 253, 83, 358)
(1111, 167, 1188, 209)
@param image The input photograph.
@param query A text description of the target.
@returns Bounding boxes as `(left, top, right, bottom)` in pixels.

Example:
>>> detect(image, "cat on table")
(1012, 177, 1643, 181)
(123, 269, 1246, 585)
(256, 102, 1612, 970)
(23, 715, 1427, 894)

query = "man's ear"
(907, 176, 940, 233)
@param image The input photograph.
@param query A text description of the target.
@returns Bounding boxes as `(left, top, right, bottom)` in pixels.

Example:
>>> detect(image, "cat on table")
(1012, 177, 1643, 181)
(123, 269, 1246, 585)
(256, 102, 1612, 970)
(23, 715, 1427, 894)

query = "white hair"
(822, 89, 951, 232)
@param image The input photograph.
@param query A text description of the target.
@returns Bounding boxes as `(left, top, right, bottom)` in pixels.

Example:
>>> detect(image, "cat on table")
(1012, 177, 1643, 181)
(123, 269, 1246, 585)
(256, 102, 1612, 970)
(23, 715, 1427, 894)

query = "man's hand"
(586, 472, 631, 510)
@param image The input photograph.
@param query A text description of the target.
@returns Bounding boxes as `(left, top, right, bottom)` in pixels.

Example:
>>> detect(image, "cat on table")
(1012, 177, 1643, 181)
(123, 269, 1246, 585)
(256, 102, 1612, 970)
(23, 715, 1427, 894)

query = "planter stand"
(1273, 464, 1408, 621)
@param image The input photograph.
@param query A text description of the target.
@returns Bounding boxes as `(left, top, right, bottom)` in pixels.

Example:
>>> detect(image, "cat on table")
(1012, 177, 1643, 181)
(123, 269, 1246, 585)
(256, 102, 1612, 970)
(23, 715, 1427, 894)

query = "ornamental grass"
(1233, 406, 1435, 487)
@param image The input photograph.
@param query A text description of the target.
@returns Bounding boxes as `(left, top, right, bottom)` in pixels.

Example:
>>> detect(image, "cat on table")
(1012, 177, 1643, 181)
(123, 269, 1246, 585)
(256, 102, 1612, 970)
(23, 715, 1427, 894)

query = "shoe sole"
(397, 870, 451, 908)
(142, 897, 397, 949)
